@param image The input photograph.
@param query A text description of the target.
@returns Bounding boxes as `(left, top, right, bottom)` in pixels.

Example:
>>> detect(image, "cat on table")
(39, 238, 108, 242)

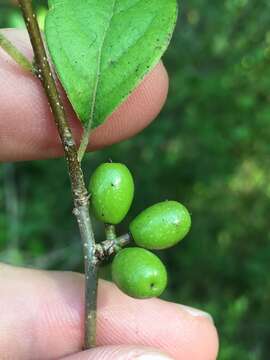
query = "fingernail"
(180, 305, 214, 323)
(136, 352, 174, 360)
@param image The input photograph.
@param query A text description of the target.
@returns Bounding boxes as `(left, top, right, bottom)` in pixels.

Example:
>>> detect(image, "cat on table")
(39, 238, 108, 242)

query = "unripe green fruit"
(89, 163, 134, 224)
(112, 247, 167, 299)
(130, 200, 191, 250)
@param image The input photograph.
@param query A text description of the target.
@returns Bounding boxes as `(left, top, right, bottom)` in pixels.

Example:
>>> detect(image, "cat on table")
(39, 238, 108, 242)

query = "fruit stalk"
(18, 0, 98, 349)
(105, 224, 117, 240)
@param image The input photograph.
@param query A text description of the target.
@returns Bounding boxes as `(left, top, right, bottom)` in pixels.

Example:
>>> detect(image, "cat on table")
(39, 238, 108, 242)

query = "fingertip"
(0, 267, 219, 360)
(179, 307, 219, 360)
(0, 29, 169, 161)
(98, 281, 219, 360)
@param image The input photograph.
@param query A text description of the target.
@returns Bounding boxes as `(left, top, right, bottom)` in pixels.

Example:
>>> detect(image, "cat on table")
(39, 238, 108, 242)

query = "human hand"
(0, 29, 219, 359)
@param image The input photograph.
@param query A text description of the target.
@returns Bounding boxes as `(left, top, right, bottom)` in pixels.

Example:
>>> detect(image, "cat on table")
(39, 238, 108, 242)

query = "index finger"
(0, 264, 219, 359)
(0, 29, 168, 161)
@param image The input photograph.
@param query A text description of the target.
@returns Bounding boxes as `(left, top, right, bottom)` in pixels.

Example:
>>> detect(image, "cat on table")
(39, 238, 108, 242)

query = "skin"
(0, 29, 219, 359)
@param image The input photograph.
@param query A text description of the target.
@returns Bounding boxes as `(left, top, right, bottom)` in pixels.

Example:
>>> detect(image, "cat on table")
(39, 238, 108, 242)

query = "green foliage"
(1, 0, 270, 358)
(45, 0, 177, 130)
(130, 200, 191, 249)
(89, 162, 134, 224)
(112, 247, 167, 299)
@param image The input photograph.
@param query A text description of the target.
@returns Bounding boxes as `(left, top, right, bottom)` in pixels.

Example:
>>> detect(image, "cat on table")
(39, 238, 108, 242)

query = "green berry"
(89, 163, 134, 224)
(129, 200, 191, 250)
(112, 247, 167, 299)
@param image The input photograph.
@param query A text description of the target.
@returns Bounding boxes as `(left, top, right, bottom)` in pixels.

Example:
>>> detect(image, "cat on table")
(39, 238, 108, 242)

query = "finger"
(62, 345, 173, 360)
(0, 29, 169, 161)
(0, 264, 219, 360)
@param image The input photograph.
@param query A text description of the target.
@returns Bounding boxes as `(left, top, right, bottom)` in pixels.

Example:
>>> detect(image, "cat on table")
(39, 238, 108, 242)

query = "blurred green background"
(1, 1, 270, 359)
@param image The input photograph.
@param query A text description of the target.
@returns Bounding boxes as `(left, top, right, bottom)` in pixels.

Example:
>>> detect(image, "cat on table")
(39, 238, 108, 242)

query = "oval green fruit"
(89, 163, 134, 224)
(112, 247, 167, 299)
(130, 200, 191, 250)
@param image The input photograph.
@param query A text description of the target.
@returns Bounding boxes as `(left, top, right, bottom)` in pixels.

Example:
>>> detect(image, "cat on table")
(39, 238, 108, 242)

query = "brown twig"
(18, 0, 97, 349)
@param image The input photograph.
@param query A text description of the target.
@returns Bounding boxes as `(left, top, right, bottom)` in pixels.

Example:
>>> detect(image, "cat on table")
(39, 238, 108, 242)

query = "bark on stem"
(18, 0, 97, 349)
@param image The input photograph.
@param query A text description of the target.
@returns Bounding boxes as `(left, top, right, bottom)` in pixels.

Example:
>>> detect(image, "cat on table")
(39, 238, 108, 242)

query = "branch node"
(95, 233, 132, 262)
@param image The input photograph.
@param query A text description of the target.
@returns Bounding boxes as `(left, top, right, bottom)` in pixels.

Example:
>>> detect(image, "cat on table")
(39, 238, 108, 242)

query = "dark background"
(1, 1, 270, 359)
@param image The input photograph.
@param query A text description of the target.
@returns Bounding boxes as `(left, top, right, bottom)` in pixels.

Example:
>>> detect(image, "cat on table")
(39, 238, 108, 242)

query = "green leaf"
(45, 0, 177, 156)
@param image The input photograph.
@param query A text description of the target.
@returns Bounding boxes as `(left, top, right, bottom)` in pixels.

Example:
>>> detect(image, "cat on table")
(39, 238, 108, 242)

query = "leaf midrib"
(87, 0, 117, 131)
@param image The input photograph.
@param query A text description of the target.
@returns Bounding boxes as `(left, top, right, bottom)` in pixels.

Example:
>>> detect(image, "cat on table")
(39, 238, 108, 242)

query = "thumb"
(62, 345, 174, 360)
